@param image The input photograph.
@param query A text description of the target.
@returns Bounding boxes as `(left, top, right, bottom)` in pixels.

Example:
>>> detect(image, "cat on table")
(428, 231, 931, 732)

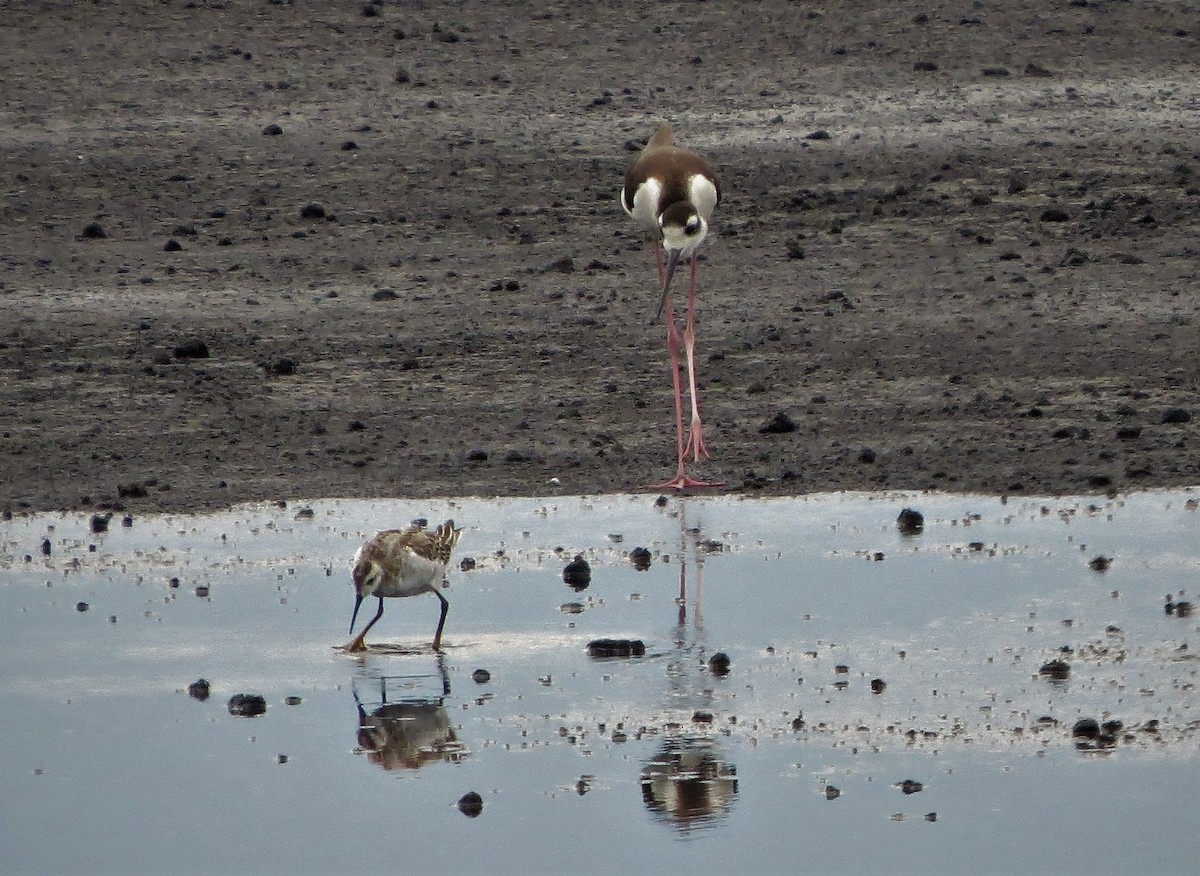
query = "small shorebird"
(622, 123, 722, 489)
(344, 520, 462, 652)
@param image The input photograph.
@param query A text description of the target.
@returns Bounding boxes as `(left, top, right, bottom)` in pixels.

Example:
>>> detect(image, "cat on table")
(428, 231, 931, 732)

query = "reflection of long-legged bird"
(344, 520, 462, 652)
(622, 123, 722, 490)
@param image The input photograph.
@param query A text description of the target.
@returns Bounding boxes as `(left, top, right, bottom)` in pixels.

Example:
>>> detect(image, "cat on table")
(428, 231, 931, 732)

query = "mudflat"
(2, 0, 1198, 513)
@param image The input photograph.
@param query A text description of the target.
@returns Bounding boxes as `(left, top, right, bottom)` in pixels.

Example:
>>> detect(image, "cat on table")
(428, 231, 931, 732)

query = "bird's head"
(657, 202, 708, 314)
(349, 557, 382, 633)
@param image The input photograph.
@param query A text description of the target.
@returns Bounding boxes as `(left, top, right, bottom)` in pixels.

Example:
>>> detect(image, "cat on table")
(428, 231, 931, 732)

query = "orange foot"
(340, 634, 368, 653)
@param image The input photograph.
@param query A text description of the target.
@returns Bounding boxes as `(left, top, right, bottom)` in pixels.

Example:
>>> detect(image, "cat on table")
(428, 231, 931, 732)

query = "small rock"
(804, 129, 831, 140)
(759, 412, 797, 434)
(262, 123, 283, 136)
(628, 547, 652, 571)
(899, 779, 924, 795)
(41, 538, 51, 556)
(457, 792, 484, 817)
(471, 669, 491, 684)
(1040, 208, 1070, 222)
(587, 638, 645, 658)
(173, 339, 210, 359)
(299, 202, 326, 220)
(1072, 718, 1100, 739)
(75, 601, 89, 612)
(80, 222, 107, 239)
(708, 652, 731, 676)
(562, 554, 591, 590)
(270, 357, 297, 376)
(1161, 408, 1191, 424)
(1088, 556, 1112, 572)
(163, 238, 183, 252)
(825, 785, 840, 800)
(188, 679, 211, 701)
(1038, 659, 1070, 680)
(870, 678, 887, 694)
(459, 557, 477, 572)
(896, 508, 925, 535)
(90, 512, 112, 534)
(227, 694, 267, 717)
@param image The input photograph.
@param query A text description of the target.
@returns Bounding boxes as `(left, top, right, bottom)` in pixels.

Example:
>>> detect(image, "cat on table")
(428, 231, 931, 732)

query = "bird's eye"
(685, 217, 701, 234)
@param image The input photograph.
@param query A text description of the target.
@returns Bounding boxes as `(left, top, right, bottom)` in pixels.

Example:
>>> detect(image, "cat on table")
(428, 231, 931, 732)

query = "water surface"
(2, 491, 1197, 874)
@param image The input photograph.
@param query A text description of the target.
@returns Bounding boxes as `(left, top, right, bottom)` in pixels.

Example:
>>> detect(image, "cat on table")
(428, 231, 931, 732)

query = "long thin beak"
(657, 248, 683, 318)
(349, 593, 364, 634)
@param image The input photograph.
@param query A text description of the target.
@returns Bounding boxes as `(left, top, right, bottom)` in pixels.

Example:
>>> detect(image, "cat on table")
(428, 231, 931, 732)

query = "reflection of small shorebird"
(622, 123, 722, 490)
(343, 520, 462, 652)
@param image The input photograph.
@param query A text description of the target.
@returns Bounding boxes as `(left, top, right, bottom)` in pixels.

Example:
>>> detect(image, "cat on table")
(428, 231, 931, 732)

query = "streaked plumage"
(344, 520, 462, 652)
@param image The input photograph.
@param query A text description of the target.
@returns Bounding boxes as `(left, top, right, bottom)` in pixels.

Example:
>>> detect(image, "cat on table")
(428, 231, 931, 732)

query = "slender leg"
(680, 254, 715, 465)
(345, 596, 385, 652)
(646, 288, 719, 490)
(432, 589, 450, 651)
(651, 254, 722, 489)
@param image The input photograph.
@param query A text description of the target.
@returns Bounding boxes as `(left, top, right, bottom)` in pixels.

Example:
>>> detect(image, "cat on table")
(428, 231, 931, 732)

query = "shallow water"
(2, 491, 1197, 875)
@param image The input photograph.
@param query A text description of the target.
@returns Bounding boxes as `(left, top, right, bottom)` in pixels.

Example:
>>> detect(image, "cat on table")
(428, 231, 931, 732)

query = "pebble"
(227, 693, 267, 717)
(457, 792, 484, 817)
(562, 554, 591, 590)
(188, 679, 211, 701)
(587, 638, 645, 658)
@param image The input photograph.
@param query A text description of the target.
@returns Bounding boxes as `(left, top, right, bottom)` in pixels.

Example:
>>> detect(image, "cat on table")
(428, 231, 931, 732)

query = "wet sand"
(2, 0, 1198, 514)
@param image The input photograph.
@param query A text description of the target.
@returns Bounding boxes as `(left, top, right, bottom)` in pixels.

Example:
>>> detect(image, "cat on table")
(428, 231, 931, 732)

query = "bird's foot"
(646, 471, 725, 491)
(682, 427, 711, 463)
(340, 634, 369, 653)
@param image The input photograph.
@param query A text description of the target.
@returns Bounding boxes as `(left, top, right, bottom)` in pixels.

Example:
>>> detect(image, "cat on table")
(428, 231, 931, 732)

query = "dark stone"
(163, 238, 183, 252)
(80, 222, 107, 239)
(270, 357, 297, 375)
(41, 538, 51, 556)
(341, 140, 358, 150)
(759, 411, 797, 434)
(913, 60, 938, 71)
(227, 693, 267, 717)
(825, 785, 840, 800)
(708, 652, 731, 676)
(75, 601, 89, 612)
(628, 546, 652, 570)
(90, 512, 112, 534)
(896, 507, 925, 535)
(457, 792, 484, 817)
(1040, 208, 1070, 222)
(1161, 408, 1191, 424)
(188, 678, 211, 701)
(471, 669, 491, 684)
(465, 448, 488, 462)
(587, 638, 646, 658)
(804, 130, 831, 140)
(870, 678, 886, 694)
(562, 554, 591, 590)
(459, 557, 476, 572)
(900, 779, 924, 795)
(1039, 659, 1071, 680)
(299, 202, 326, 220)
(1088, 556, 1111, 572)
(261, 123, 283, 136)
(173, 339, 210, 359)
(1072, 718, 1100, 739)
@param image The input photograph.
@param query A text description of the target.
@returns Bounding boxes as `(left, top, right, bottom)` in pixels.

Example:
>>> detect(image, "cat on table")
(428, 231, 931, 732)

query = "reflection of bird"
(641, 737, 738, 833)
(353, 668, 465, 771)
(622, 123, 722, 489)
(344, 520, 462, 652)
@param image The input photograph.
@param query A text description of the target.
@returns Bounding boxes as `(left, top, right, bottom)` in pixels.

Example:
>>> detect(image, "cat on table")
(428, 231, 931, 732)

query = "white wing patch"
(689, 174, 718, 221)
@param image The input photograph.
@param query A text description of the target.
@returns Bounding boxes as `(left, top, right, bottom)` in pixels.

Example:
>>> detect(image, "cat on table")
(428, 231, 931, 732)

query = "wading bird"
(621, 123, 722, 489)
(344, 520, 462, 652)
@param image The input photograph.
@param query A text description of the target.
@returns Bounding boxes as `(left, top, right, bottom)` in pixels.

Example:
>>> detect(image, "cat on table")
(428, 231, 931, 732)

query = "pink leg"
(680, 254, 711, 463)
(647, 269, 722, 491)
